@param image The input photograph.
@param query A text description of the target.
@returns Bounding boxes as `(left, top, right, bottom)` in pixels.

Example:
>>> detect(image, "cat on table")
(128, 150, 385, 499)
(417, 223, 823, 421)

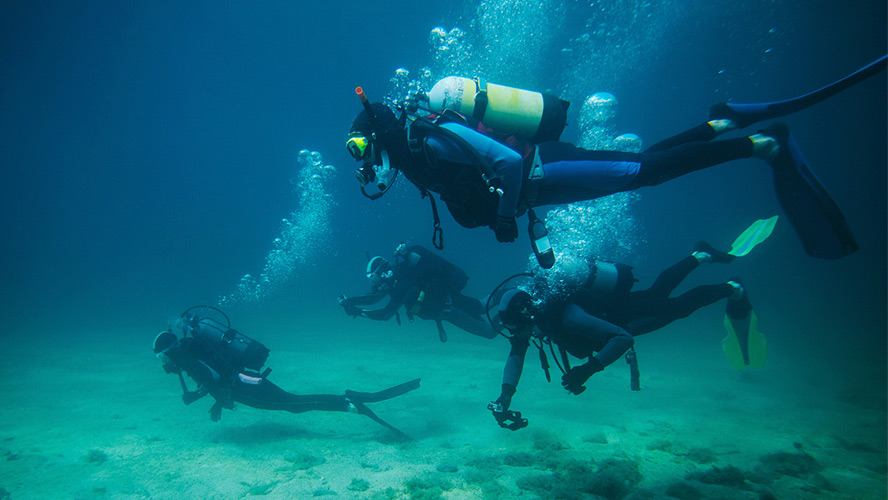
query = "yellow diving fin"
(722, 286, 767, 369)
(728, 216, 779, 257)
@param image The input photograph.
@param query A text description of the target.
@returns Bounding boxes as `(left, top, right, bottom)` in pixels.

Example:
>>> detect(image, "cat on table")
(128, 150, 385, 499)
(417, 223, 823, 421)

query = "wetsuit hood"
(499, 289, 535, 330)
(350, 103, 405, 148)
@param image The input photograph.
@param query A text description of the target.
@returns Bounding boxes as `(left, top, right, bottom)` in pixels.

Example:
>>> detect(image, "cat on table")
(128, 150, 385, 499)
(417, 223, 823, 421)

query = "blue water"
(0, 1, 885, 497)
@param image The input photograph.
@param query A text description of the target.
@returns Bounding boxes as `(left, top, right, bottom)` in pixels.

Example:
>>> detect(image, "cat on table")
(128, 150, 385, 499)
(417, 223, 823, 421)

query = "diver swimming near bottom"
(485, 219, 775, 430)
(338, 243, 499, 341)
(153, 306, 420, 439)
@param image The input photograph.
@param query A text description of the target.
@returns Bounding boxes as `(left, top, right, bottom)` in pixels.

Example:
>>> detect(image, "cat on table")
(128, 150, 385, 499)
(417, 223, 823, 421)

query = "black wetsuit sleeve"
(362, 277, 416, 321)
(361, 294, 403, 321)
(502, 335, 530, 389)
(167, 340, 220, 389)
(343, 288, 400, 320)
(560, 303, 634, 368)
(345, 289, 389, 306)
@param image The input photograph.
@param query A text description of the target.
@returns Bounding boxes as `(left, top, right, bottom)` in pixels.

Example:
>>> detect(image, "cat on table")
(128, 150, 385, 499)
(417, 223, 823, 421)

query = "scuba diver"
(485, 219, 774, 430)
(153, 306, 421, 439)
(338, 243, 498, 341)
(347, 56, 887, 262)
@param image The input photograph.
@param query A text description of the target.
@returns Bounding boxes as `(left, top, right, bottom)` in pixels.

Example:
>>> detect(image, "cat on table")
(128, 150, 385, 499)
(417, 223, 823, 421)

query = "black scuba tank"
(186, 317, 270, 372)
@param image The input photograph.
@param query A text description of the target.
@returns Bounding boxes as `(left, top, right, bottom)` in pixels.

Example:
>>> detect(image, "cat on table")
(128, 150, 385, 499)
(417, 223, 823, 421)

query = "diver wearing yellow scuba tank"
(349, 100, 765, 244)
(347, 71, 867, 260)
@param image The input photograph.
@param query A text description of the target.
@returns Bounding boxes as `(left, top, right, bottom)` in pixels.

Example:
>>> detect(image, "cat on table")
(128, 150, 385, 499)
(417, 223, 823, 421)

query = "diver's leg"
(560, 303, 634, 368)
(628, 137, 755, 189)
(629, 283, 736, 336)
(533, 143, 642, 205)
(234, 379, 352, 414)
(446, 308, 500, 339)
(644, 119, 738, 153)
(445, 294, 499, 339)
(534, 138, 759, 206)
(644, 255, 700, 299)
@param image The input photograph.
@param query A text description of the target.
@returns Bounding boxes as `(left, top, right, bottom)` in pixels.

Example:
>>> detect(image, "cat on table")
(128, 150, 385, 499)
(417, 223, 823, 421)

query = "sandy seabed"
(1, 309, 884, 500)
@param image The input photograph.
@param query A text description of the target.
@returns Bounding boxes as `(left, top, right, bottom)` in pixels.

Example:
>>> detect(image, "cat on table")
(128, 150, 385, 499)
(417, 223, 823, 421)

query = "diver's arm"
(496, 335, 530, 410)
(343, 289, 388, 307)
(182, 383, 209, 405)
(360, 282, 413, 321)
(593, 330, 634, 368)
(340, 289, 389, 317)
(438, 123, 524, 218)
(561, 303, 634, 368)
(182, 359, 232, 421)
(360, 300, 401, 321)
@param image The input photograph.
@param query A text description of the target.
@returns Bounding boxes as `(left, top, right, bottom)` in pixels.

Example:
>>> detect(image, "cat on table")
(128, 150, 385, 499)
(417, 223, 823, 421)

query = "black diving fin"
(764, 123, 858, 259)
(345, 378, 421, 440)
(710, 55, 887, 128)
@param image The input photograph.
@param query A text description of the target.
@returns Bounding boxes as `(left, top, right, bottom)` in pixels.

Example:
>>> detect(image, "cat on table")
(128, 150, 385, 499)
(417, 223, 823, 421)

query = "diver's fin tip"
(727, 216, 779, 257)
(766, 124, 858, 259)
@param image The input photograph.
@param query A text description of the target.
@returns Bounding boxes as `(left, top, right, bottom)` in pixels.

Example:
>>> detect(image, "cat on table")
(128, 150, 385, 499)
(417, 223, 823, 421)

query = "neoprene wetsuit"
(496, 252, 738, 406)
(163, 337, 352, 421)
(412, 120, 754, 224)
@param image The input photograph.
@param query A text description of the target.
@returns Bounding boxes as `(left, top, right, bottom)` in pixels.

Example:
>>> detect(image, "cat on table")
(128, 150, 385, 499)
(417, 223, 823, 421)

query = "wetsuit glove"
(182, 390, 203, 405)
(339, 296, 360, 318)
(495, 215, 519, 243)
(209, 401, 223, 422)
(561, 358, 604, 395)
(494, 383, 517, 411)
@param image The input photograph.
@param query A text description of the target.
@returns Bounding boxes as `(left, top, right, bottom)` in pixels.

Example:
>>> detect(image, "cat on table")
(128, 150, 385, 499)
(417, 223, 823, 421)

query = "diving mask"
(346, 134, 371, 161)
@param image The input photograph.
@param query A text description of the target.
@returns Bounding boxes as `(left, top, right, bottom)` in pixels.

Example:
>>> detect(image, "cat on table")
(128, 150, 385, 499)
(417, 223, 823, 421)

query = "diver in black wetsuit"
(569, 242, 743, 337)
(338, 243, 498, 341)
(153, 307, 420, 438)
(487, 242, 754, 430)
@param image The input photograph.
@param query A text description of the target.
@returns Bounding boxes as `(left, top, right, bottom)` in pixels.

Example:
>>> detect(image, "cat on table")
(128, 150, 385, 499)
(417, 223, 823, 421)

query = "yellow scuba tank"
(426, 76, 570, 142)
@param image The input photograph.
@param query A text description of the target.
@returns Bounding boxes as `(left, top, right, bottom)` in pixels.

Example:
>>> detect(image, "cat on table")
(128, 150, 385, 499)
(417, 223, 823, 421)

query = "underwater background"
(1, 1, 885, 499)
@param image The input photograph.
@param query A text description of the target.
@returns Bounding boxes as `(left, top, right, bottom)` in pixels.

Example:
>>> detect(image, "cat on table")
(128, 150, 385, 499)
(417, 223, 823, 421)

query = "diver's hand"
(209, 402, 223, 422)
(494, 215, 518, 243)
(182, 391, 202, 405)
(494, 383, 516, 411)
(339, 296, 361, 317)
(487, 401, 528, 430)
(561, 360, 603, 395)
